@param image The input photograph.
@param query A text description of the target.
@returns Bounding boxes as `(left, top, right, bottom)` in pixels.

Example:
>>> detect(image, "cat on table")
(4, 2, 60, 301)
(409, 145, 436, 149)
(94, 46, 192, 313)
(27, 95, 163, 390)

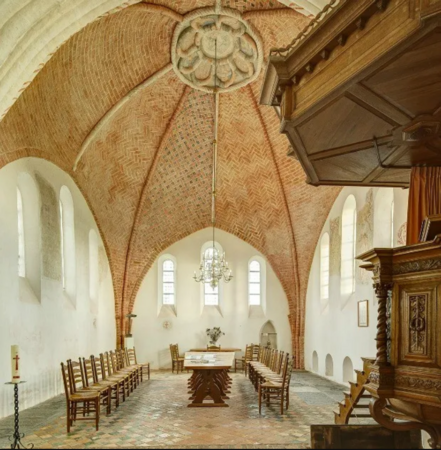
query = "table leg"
(188, 369, 229, 407)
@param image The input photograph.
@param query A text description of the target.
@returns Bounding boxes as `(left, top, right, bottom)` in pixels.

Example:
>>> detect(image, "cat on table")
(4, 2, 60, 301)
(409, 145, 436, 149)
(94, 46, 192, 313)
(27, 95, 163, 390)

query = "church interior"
(0, 0, 441, 448)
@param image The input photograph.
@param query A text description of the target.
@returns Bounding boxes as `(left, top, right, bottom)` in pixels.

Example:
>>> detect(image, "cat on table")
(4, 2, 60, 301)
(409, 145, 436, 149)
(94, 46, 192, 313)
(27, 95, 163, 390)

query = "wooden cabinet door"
(397, 282, 440, 368)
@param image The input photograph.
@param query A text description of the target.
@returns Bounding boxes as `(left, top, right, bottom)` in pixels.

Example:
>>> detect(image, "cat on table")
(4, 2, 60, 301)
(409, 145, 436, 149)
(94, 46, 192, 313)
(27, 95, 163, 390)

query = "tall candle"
(11, 345, 20, 384)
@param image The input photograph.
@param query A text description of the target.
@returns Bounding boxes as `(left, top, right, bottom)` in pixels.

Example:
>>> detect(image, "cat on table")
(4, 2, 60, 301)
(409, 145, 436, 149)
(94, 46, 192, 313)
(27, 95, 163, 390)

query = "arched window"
(158, 254, 177, 310)
(320, 233, 330, 301)
(249, 259, 261, 305)
(60, 186, 76, 300)
(374, 188, 394, 248)
(204, 247, 219, 306)
(17, 188, 25, 277)
(390, 200, 395, 247)
(162, 259, 175, 305)
(341, 195, 357, 296)
(17, 173, 41, 300)
(89, 230, 99, 302)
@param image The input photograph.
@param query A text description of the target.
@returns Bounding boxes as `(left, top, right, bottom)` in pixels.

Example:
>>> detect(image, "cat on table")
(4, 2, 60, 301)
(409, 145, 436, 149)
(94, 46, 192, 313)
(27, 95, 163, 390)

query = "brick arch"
(0, 2, 340, 368)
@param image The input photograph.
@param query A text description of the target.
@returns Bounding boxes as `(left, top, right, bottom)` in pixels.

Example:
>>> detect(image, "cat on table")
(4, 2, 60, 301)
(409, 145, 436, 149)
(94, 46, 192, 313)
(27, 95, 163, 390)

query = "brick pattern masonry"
(0, 1, 341, 368)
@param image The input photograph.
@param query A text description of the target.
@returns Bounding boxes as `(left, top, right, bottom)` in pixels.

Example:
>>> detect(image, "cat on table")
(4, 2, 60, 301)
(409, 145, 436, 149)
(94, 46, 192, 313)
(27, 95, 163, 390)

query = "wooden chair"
(104, 351, 131, 398)
(61, 361, 100, 432)
(126, 347, 150, 381)
(100, 352, 128, 403)
(170, 344, 184, 373)
(235, 344, 251, 373)
(112, 349, 138, 392)
(80, 357, 112, 415)
(91, 355, 121, 408)
(258, 354, 293, 414)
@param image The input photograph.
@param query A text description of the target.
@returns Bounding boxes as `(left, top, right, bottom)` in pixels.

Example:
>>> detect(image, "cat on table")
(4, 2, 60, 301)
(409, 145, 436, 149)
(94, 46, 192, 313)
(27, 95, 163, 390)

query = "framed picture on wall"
(358, 300, 369, 327)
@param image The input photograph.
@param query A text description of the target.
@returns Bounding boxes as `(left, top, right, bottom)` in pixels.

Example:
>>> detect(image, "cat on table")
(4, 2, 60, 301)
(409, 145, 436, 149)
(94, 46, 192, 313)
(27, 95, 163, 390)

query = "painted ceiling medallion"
(172, 8, 263, 93)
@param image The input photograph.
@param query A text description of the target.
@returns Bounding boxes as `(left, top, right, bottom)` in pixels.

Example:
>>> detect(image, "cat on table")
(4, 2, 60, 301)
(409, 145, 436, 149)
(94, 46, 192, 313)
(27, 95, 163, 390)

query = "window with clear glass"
(59, 199, 66, 289)
(390, 200, 394, 247)
(89, 230, 99, 301)
(162, 259, 175, 305)
(249, 260, 261, 305)
(17, 188, 25, 277)
(320, 233, 330, 300)
(341, 195, 357, 296)
(204, 248, 219, 305)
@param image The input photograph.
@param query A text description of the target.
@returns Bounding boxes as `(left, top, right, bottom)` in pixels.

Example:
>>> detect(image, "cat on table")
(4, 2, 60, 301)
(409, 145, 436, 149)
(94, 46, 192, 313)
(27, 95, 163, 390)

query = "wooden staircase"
(334, 357, 375, 425)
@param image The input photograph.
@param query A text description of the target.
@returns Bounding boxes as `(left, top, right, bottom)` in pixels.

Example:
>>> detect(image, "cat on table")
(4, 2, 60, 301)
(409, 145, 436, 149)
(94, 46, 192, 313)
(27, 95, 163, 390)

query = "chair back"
(244, 344, 252, 363)
(277, 351, 285, 374)
(127, 347, 137, 366)
(61, 362, 73, 400)
(69, 359, 85, 393)
(82, 357, 96, 387)
(169, 344, 177, 361)
(115, 349, 126, 370)
(92, 355, 104, 382)
(109, 351, 119, 374)
(280, 353, 291, 388)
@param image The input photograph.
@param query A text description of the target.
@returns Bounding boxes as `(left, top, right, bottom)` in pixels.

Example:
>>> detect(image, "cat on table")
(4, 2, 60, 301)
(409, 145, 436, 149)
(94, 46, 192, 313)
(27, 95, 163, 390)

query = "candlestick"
(11, 345, 20, 384)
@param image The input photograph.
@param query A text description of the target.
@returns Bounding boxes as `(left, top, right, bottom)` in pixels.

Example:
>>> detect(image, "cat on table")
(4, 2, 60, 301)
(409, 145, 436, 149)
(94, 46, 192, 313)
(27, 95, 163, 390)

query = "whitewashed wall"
(0, 158, 115, 419)
(305, 186, 409, 385)
(132, 228, 292, 369)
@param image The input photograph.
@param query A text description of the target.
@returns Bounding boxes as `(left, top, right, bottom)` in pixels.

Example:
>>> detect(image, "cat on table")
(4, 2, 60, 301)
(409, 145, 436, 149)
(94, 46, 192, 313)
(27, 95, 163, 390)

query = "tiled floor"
(0, 371, 352, 449)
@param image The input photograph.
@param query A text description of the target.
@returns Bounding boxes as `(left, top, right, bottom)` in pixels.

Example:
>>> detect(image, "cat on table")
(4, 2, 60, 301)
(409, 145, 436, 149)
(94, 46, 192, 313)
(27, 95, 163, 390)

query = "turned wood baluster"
(374, 283, 392, 365)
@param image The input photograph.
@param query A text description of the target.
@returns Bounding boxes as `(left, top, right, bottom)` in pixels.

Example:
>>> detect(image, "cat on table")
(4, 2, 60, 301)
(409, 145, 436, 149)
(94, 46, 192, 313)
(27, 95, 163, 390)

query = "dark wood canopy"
(261, 0, 441, 188)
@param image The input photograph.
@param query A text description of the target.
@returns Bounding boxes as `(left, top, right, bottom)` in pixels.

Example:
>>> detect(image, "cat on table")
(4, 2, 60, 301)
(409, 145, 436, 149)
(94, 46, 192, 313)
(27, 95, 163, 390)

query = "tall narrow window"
(59, 199, 66, 289)
(204, 247, 219, 306)
(341, 195, 357, 296)
(17, 188, 25, 277)
(249, 260, 261, 305)
(162, 259, 175, 305)
(320, 233, 330, 300)
(89, 230, 99, 302)
(60, 186, 76, 300)
(390, 200, 395, 247)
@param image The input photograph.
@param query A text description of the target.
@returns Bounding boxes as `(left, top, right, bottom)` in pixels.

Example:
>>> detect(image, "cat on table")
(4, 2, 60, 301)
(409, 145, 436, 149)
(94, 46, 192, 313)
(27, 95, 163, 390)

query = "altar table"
(184, 352, 235, 407)
(189, 348, 241, 352)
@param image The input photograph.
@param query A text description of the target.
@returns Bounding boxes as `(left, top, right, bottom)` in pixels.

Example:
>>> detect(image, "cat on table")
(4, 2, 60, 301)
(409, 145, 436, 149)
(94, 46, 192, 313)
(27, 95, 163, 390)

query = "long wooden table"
(189, 348, 241, 352)
(184, 352, 234, 407)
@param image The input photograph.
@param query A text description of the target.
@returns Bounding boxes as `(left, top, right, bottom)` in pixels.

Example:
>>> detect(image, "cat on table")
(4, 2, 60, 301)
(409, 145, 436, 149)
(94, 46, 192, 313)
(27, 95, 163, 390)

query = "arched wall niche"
(343, 356, 354, 383)
(325, 353, 334, 377)
(260, 320, 277, 349)
(312, 351, 319, 372)
(0, 156, 116, 420)
(132, 227, 291, 369)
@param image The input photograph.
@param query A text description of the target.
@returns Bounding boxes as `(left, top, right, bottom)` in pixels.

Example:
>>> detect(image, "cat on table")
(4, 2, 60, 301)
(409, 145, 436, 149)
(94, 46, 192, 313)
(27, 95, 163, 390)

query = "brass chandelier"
(193, 38, 233, 289)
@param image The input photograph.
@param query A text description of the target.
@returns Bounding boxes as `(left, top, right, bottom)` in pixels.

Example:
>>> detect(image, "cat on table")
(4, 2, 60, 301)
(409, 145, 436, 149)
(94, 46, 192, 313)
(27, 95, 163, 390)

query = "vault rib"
(247, 84, 303, 367)
(73, 63, 173, 171)
(119, 86, 191, 342)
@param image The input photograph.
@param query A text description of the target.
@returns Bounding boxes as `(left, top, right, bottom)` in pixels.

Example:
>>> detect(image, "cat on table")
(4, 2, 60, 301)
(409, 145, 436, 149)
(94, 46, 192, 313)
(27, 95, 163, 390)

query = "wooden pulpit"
(358, 237, 441, 449)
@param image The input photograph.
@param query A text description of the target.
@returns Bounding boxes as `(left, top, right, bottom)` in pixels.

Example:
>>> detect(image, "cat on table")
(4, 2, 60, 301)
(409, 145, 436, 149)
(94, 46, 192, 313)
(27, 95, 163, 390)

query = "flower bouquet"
(206, 327, 225, 346)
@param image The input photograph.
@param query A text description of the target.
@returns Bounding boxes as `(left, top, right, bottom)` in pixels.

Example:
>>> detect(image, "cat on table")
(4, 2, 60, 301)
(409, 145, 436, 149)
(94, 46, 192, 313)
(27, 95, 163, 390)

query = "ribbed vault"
(0, 1, 339, 368)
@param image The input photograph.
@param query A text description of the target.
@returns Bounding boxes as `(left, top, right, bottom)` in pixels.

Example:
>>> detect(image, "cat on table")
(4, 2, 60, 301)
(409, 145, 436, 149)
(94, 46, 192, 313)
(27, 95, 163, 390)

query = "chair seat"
(261, 381, 283, 388)
(70, 391, 100, 400)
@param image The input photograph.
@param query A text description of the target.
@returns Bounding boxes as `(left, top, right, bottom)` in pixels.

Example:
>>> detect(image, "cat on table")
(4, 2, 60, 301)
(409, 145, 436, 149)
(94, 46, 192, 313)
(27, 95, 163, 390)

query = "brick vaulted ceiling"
(0, 0, 339, 368)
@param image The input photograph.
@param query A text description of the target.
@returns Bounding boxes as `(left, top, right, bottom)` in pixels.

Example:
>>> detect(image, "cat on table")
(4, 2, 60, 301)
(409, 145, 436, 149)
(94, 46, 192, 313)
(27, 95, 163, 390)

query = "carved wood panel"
(398, 283, 438, 367)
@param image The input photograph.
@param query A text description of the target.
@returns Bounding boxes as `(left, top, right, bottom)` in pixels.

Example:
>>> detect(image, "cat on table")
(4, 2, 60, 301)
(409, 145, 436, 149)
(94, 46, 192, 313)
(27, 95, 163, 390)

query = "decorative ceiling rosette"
(172, 7, 263, 93)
